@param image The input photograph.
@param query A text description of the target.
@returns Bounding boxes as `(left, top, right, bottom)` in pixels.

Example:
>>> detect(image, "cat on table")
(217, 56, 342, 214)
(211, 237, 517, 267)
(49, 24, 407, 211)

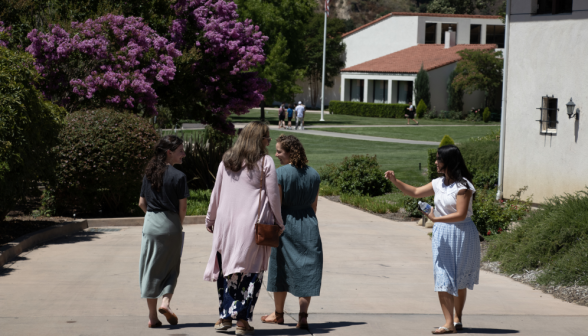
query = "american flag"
(325, 0, 330, 16)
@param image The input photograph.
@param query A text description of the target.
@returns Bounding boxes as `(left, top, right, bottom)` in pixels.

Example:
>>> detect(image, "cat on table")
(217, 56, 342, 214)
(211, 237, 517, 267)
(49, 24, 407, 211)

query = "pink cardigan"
(203, 155, 284, 281)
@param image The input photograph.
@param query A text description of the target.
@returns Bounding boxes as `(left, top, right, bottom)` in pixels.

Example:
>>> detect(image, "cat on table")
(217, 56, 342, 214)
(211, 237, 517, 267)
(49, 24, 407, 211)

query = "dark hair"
(436, 145, 473, 190)
(276, 134, 308, 168)
(288, 104, 293, 108)
(145, 135, 183, 192)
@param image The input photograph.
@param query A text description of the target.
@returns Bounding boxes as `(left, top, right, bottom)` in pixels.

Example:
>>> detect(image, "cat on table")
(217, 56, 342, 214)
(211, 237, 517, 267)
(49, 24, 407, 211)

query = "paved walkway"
(1, 198, 587, 335)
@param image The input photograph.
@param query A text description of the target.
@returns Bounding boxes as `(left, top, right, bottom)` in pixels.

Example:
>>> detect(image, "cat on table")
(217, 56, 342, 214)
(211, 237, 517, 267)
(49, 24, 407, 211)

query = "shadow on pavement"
(309, 321, 368, 334)
(166, 322, 215, 329)
(462, 328, 520, 334)
(41, 231, 105, 246)
(0, 265, 16, 276)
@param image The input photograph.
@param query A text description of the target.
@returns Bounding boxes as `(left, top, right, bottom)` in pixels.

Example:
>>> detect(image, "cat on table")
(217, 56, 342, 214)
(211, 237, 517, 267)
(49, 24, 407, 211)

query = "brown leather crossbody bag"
(254, 156, 280, 247)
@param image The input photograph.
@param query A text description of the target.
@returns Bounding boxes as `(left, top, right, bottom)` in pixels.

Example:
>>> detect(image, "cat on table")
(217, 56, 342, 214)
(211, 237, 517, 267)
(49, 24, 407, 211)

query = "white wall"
(503, 14, 588, 202)
(343, 16, 419, 68)
(427, 63, 455, 111)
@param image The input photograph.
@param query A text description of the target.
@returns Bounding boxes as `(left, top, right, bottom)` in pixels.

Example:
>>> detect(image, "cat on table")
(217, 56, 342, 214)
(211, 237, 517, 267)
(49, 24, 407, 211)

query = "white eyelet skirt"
(432, 218, 480, 297)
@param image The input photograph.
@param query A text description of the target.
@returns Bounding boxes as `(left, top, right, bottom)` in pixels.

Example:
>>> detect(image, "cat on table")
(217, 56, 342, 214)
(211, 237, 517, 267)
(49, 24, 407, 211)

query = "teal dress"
(267, 164, 322, 297)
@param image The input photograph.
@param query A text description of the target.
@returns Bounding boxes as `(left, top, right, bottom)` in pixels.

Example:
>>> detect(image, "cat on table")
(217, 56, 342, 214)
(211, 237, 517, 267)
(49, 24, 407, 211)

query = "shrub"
(318, 155, 392, 197)
(427, 149, 439, 181)
(485, 189, 588, 286)
(423, 106, 438, 119)
(483, 107, 491, 123)
(465, 108, 482, 122)
(175, 127, 234, 190)
(459, 137, 499, 189)
(472, 187, 531, 235)
(439, 135, 455, 147)
(186, 189, 211, 216)
(402, 194, 434, 218)
(340, 193, 399, 214)
(416, 99, 427, 118)
(414, 64, 430, 107)
(447, 69, 464, 112)
(0, 48, 66, 221)
(52, 108, 158, 215)
(319, 183, 341, 196)
(329, 101, 409, 118)
(437, 110, 463, 120)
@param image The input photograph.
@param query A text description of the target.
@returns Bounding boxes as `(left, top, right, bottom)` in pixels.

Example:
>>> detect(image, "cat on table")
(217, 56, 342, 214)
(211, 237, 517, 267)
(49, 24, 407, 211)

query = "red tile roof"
(341, 44, 497, 74)
(342, 12, 502, 38)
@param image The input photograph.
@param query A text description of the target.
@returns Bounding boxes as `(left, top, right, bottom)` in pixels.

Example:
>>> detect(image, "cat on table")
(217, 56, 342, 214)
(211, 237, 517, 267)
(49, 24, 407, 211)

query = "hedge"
(329, 100, 410, 118)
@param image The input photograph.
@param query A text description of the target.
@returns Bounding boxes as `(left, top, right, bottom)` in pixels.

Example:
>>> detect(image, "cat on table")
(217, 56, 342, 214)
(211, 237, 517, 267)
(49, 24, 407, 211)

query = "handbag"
(254, 156, 280, 247)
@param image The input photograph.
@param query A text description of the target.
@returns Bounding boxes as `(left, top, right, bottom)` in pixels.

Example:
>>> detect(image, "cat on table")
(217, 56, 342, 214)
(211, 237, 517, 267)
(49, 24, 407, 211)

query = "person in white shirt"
(406, 103, 419, 125)
(295, 102, 306, 130)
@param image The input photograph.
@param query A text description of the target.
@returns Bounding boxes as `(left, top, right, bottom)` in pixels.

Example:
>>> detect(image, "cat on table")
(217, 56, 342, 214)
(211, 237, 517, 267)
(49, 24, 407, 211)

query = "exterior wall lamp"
(566, 98, 579, 120)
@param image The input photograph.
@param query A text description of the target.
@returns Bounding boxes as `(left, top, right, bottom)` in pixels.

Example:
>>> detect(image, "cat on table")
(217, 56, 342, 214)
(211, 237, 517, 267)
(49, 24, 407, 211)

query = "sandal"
(148, 321, 162, 328)
(261, 311, 284, 324)
(235, 319, 255, 335)
(432, 326, 456, 334)
(214, 318, 232, 330)
(296, 312, 309, 330)
(454, 322, 463, 330)
(158, 307, 178, 325)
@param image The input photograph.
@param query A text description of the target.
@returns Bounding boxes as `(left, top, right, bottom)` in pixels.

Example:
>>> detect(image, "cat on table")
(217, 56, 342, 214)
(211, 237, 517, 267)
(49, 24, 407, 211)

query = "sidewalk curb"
(0, 216, 206, 268)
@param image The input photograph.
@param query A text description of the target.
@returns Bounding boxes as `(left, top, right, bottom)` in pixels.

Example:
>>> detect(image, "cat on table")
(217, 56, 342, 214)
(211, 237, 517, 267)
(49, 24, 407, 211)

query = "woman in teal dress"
(261, 135, 322, 330)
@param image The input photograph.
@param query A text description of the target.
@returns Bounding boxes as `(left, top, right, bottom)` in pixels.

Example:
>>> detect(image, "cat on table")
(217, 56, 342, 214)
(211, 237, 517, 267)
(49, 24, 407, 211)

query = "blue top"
(287, 108, 293, 118)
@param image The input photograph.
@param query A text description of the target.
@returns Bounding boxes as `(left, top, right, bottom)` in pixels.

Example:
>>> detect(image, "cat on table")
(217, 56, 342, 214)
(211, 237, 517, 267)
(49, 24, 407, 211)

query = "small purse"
(254, 156, 280, 247)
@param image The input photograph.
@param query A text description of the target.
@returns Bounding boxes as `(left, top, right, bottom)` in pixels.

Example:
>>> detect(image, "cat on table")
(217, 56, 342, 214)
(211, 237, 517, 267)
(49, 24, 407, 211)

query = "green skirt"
(139, 211, 183, 299)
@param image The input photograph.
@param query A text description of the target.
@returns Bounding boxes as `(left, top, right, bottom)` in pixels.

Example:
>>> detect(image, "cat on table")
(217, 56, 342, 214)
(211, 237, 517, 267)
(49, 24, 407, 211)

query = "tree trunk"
(260, 100, 265, 121)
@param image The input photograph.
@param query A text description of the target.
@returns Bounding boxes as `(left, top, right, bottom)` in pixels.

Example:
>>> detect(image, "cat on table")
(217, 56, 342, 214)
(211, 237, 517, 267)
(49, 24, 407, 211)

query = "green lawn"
(214, 109, 500, 127)
(311, 126, 500, 144)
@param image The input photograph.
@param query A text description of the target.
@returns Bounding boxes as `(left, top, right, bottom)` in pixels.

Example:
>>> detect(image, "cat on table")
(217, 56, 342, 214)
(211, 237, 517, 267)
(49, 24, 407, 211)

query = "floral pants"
(216, 253, 263, 321)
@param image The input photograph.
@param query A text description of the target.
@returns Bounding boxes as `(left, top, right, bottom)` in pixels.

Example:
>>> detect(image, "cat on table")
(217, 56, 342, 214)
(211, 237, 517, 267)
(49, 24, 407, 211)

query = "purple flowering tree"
(0, 21, 11, 48)
(26, 14, 181, 114)
(161, 0, 270, 133)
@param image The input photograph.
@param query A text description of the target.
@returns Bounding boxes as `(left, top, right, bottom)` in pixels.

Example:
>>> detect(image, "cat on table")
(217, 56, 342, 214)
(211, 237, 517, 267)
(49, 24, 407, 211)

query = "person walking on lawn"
(278, 103, 286, 129)
(287, 104, 294, 129)
(261, 135, 322, 330)
(138, 135, 188, 328)
(385, 145, 479, 334)
(406, 103, 419, 125)
(204, 121, 285, 335)
(295, 101, 306, 130)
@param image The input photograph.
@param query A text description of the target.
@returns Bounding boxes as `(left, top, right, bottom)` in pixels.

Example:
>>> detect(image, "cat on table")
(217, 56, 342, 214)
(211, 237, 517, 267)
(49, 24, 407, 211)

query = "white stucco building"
(295, 12, 504, 110)
(501, 0, 588, 202)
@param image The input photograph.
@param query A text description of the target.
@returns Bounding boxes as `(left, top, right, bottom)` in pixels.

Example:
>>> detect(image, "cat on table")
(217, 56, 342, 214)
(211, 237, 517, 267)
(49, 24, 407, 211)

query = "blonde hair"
(223, 121, 269, 172)
(276, 134, 308, 169)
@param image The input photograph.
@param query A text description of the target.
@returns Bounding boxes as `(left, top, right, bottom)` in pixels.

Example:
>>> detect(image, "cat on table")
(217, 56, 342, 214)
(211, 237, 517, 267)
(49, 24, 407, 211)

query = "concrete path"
(1, 198, 588, 335)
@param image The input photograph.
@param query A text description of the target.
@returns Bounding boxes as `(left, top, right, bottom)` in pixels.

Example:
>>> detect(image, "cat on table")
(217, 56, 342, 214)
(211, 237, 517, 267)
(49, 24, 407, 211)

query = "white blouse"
(432, 177, 476, 219)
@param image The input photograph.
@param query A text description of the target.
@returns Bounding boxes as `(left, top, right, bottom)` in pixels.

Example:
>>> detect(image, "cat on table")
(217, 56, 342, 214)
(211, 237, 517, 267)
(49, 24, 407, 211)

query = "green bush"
(472, 187, 531, 235)
(465, 108, 482, 122)
(186, 189, 211, 216)
(483, 107, 491, 123)
(175, 127, 234, 190)
(317, 155, 392, 197)
(340, 193, 399, 214)
(319, 183, 340, 196)
(329, 100, 409, 118)
(485, 189, 588, 286)
(459, 137, 499, 189)
(52, 108, 158, 215)
(438, 110, 463, 120)
(427, 148, 439, 181)
(0, 48, 66, 221)
(416, 99, 427, 118)
(415, 64, 431, 107)
(439, 135, 455, 147)
(402, 194, 434, 218)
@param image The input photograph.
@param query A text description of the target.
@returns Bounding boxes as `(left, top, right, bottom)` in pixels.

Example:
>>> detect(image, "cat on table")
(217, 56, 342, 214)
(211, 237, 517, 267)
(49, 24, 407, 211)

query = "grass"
(311, 126, 501, 144)
(186, 189, 211, 216)
(223, 109, 500, 127)
(340, 193, 400, 214)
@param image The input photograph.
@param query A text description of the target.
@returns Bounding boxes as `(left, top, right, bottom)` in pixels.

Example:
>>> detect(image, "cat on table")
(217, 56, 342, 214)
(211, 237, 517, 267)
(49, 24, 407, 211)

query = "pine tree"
(415, 64, 431, 108)
(447, 69, 464, 112)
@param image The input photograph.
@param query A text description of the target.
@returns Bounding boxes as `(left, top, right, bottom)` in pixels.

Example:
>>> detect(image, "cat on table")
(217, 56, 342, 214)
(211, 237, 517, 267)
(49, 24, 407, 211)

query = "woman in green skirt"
(261, 135, 322, 330)
(138, 135, 188, 328)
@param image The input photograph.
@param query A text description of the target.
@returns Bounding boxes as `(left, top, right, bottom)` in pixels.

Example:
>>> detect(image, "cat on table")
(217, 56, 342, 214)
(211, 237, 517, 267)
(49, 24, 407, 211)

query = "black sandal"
(296, 312, 309, 330)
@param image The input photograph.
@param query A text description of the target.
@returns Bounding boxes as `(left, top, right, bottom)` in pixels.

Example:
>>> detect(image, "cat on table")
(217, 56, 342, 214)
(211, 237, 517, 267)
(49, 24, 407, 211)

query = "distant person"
(278, 104, 286, 129)
(138, 135, 188, 328)
(406, 103, 419, 125)
(204, 121, 285, 335)
(262, 135, 322, 330)
(385, 145, 479, 334)
(295, 101, 306, 130)
(287, 104, 294, 129)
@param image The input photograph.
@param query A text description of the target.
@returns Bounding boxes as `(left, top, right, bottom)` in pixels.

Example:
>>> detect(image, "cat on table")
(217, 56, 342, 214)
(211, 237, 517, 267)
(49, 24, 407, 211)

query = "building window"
(537, 96, 558, 134)
(425, 23, 437, 44)
(350, 79, 364, 102)
(537, 0, 573, 14)
(441, 23, 457, 44)
(396, 81, 413, 104)
(470, 24, 481, 44)
(373, 80, 388, 103)
(486, 25, 505, 48)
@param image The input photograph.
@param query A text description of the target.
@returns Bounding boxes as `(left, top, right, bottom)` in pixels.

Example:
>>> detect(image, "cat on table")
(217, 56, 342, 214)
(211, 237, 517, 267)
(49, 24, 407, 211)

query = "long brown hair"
(276, 134, 308, 168)
(223, 121, 269, 172)
(145, 135, 183, 192)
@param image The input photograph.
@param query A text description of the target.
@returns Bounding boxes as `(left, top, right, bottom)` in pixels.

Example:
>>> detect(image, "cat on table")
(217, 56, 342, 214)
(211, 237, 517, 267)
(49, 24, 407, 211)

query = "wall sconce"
(566, 98, 579, 120)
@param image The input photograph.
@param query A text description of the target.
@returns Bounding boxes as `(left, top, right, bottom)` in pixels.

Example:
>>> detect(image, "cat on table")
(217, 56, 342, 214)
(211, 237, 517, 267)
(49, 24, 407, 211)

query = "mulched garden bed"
(0, 212, 74, 246)
(480, 240, 588, 307)
(323, 195, 418, 222)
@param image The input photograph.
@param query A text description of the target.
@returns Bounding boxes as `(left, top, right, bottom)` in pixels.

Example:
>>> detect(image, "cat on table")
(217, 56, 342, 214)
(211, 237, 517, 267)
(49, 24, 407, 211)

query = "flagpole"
(320, 7, 327, 122)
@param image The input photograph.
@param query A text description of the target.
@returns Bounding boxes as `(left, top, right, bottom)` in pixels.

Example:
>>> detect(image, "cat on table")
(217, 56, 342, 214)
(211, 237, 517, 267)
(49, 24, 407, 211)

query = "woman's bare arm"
(423, 189, 473, 223)
(138, 197, 147, 213)
(311, 192, 319, 214)
(385, 171, 434, 198)
(179, 198, 187, 224)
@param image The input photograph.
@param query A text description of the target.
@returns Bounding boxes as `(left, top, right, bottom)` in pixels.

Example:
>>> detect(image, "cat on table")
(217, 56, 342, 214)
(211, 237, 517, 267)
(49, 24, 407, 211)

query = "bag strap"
(256, 155, 265, 224)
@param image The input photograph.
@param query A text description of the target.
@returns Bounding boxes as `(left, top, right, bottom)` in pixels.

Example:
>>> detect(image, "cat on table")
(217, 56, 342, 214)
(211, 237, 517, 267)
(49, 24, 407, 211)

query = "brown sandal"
(148, 321, 162, 328)
(214, 318, 232, 330)
(296, 312, 309, 330)
(261, 311, 284, 324)
(158, 307, 178, 325)
(236, 319, 255, 335)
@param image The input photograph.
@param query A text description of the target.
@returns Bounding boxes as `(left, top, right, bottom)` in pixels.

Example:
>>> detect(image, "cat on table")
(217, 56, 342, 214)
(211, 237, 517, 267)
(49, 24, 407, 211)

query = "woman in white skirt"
(385, 145, 479, 334)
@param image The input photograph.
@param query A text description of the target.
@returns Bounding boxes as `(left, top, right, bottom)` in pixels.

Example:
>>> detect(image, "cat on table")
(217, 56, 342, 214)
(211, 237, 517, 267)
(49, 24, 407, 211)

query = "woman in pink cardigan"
(204, 121, 284, 335)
